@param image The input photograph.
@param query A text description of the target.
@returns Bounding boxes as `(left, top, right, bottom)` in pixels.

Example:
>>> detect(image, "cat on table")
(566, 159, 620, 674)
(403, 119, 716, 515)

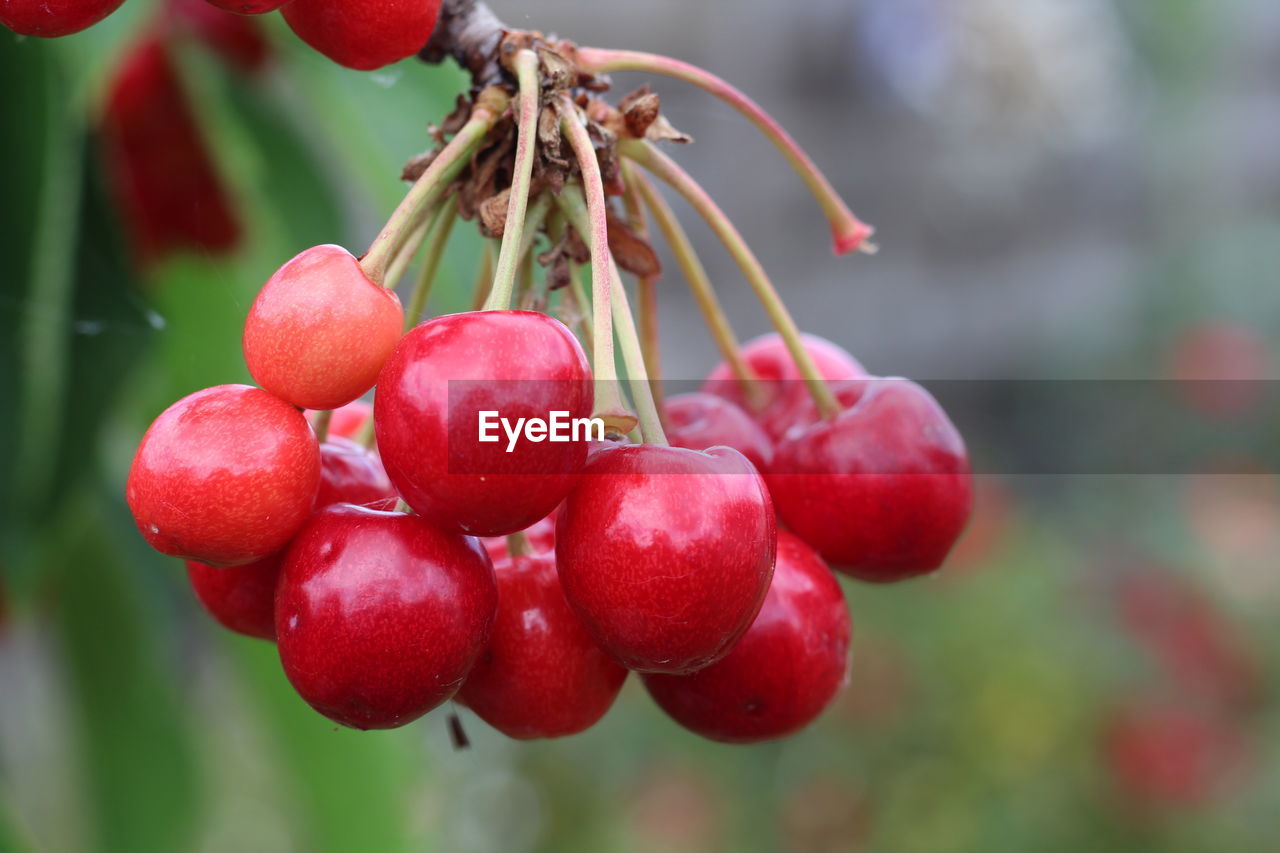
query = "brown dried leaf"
(479, 188, 511, 237)
(607, 209, 662, 278)
(646, 114, 692, 144)
(401, 150, 439, 182)
(620, 87, 661, 138)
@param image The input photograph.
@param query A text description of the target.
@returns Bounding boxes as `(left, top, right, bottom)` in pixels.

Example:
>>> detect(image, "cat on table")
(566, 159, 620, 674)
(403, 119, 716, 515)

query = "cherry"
(275, 504, 497, 730)
(480, 514, 556, 563)
(375, 310, 593, 537)
(244, 245, 404, 411)
(201, 0, 290, 15)
(282, 0, 442, 71)
(185, 553, 282, 641)
(642, 531, 850, 743)
(317, 436, 397, 511)
(703, 332, 865, 441)
(556, 443, 776, 674)
(664, 392, 773, 472)
(766, 378, 971, 583)
(458, 552, 628, 739)
(1, 0, 125, 37)
(126, 384, 320, 567)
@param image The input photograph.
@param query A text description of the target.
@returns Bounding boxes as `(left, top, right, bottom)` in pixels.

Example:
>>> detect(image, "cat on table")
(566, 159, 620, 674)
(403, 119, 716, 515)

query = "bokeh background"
(3, 0, 1279, 850)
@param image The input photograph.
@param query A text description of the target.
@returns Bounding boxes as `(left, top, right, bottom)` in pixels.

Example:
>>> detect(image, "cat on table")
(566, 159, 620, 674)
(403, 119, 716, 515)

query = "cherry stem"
(469, 240, 498, 311)
(361, 90, 506, 286)
(619, 166, 666, 421)
(355, 412, 376, 450)
(622, 139, 840, 419)
(626, 165, 765, 411)
(404, 197, 459, 330)
(558, 188, 668, 446)
(311, 409, 333, 444)
(483, 50, 542, 311)
(564, 261, 595, 355)
(577, 47, 876, 256)
(506, 530, 529, 558)
(557, 98, 634, 434)
(384, 209, 434, 290)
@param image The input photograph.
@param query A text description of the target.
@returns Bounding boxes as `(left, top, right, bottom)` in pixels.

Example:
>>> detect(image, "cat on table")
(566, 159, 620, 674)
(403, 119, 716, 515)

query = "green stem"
(506, 530, 529, 558)
(311, 409, 333, 444)
(564, 262, 595, 355)
(383, 211, 432, 290)
(622, 139, 840, 419)
(619, 166, 666, 420)
(469, 240, 498, 311)
(577, 46, 875, 255)
(483, 50, 542, 311)
(404, 197, 459, 329)
(355, 412, 376, 450)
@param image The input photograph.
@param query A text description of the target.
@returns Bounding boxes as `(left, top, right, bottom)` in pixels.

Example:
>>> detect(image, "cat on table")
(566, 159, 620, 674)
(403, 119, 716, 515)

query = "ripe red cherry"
(201, 0, 290, 15)
(703, 333, 865, 441)
(458, 552, 628, 739)
(643, 531, 850, 743)
(375, 310, 593, 537)
(766, 378, 971, 583)
(556, 444, 776, 674)
(127, 385, 320, 567)
(1, 0, 125, 37)
(664, 392, 773, 472)
(275, 504, 497, 730)
(282, 0, 442, 71)
(244, 245, 403, 411)
(317, 437, 397, 511)
(480, 514, 556, 563)
(185, 553, 283, 641)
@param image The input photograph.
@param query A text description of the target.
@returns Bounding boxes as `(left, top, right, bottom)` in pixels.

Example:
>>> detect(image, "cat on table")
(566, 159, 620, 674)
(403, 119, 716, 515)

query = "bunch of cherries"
(117, 1, 971, 743)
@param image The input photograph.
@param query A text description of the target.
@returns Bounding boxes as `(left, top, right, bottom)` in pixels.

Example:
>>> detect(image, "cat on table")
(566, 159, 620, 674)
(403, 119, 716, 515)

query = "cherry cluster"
(116, 4, 972, 744)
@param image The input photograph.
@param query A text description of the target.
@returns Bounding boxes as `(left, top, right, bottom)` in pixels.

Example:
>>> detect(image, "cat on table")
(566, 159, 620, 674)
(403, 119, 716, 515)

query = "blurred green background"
(2, 1, 1279, 851)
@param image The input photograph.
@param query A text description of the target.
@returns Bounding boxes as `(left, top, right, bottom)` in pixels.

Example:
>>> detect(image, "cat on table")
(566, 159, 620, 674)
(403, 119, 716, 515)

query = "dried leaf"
(479, 188, 511, 237)
(607, 209, 662, 278)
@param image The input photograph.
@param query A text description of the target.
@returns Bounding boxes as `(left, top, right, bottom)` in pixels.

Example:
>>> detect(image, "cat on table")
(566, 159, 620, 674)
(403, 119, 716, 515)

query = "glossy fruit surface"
(202, 0, 290, 14)
(244, 245, 403, 411)
(316, 437, 397, 511)
(275, 505, 497, 730)
(767, 378, 971, 583)
(186, 552, 282, 640)
(664, 392, 773, 472)
(376, 310, 593, 537)
(127, 385, 320, 567)
(282, 0, 442, 71)
(458, 552, 627, 739)
(643, 531, 850, 743)
(1, 0, 125, 37)
(556, 443, 776, 674)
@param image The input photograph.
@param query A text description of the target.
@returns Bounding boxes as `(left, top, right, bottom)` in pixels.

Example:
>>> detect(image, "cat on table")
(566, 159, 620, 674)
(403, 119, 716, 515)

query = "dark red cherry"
(317, 437, 397, 511)
(1, 0, 125, 37)
(556, 444, 776, 674)
(375, 310, 593, 537)
(480, 514, 556, 563)
(664, 392, 773, 472)
(282, 0, 442, 71)
(126, 385, 320, 567)
(201, 0, 290, 15)
(458, 552, 628, 739)
(275, 505, 497, 730)
(643, 531, 850, 743)
(185, 553, 283, 641)
(766, 378, 971, 583)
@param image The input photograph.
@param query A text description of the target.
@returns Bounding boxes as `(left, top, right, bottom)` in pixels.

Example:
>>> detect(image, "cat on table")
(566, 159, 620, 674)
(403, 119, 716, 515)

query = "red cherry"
(556, 444, 776, 674)
(100, 37, 241, 265)
(458, 552, 628, 739)
(244, 245, 403, 411)
(375, 310, 593, 537)
(127, 385, 320, 567)
(185, 553, 282, 641)
(282, 0, 442, 71)
(275, 504, 497, 730)
(201, 0, 290, 15)
(766, 378, 971, 583)
(480, 514, 556, 563)
(169, 0, 272, 74)
(664, 392, 773, 472)
(1, 0, 125, 37)
(642, 531, 850, 743)
(703, 333, 865, 441)
(317, 437, 397, 511)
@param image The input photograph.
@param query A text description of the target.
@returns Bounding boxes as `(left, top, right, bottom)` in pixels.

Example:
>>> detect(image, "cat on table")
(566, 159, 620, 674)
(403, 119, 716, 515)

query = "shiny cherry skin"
(201, 0, 290, 15)
(643, 531, 850, 743)
(458, 552, 628, 739)
(244, 245, 403, 411)
(282, 0, 442, 71)
(308, 400, 372, 442)
(375, 310, 593, 537)
(185, 552, 283, 641)
(703, 333, 865, 441)
(766, 378, 971, 583)
(664, 392, 773, 472)
(317, 436, 397, 511)
(275, 504, 497, 730)
(127, 385, 320, 567)
(480, 514, 556, 563)
(556, 444, 776, 674)
(1, 0, 125, 37)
